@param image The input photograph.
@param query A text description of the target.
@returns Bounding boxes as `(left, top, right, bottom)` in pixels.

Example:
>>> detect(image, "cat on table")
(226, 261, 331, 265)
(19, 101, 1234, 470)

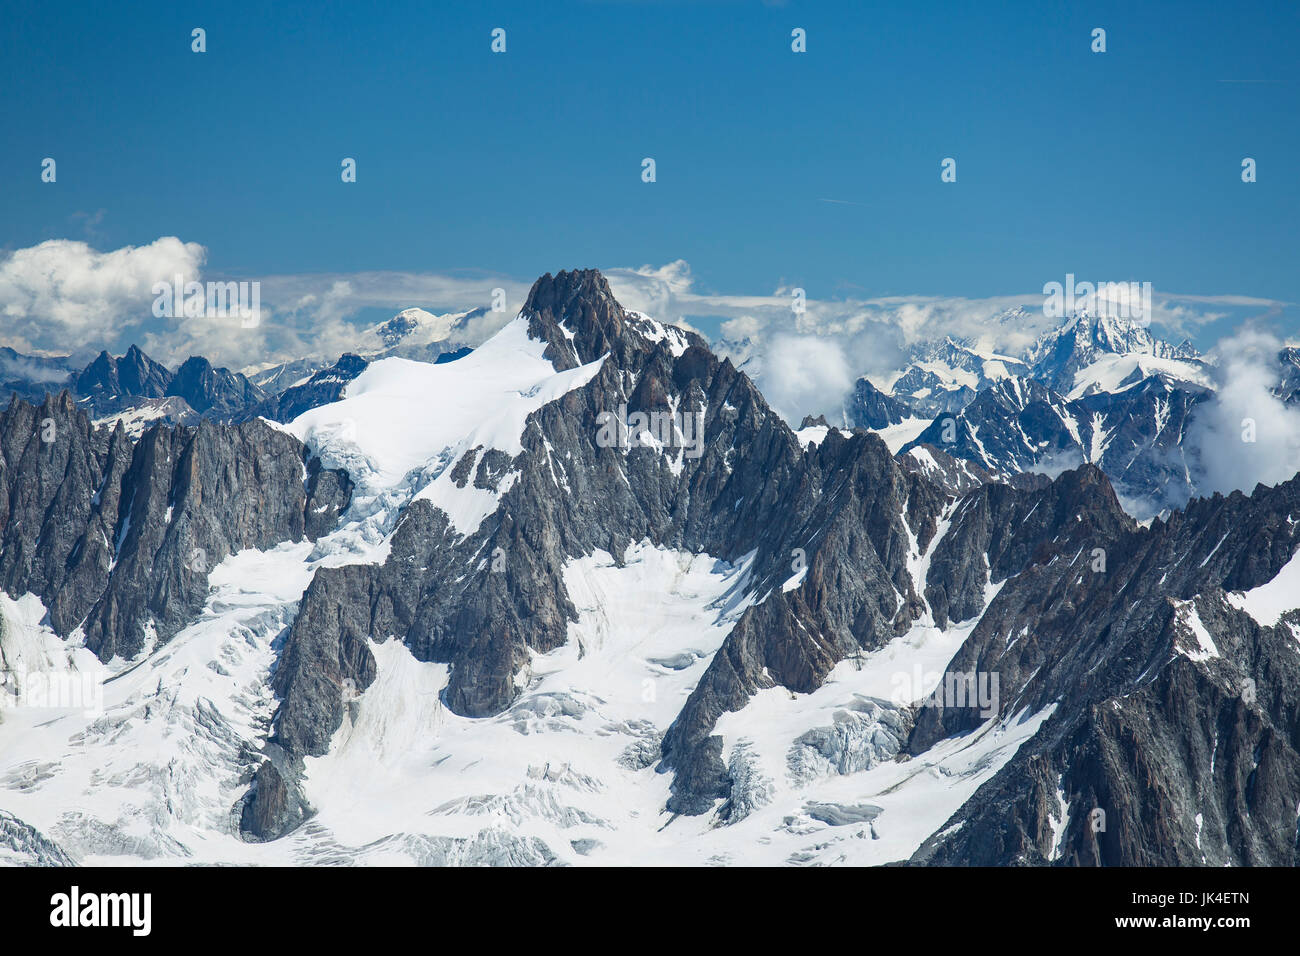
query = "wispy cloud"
(817, 198, 872, 207)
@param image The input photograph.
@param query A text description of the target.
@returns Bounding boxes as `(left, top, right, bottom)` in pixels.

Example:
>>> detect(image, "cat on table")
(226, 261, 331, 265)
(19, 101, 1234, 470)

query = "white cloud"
(0, 237, 204, 351)
(0, 239, 530, 370)
(758, 335, 855, 423)
(1188, 329, 1300, 496)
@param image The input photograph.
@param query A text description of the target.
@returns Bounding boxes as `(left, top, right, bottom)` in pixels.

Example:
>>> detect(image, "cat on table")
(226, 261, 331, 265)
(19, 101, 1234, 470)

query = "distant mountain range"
(808, 313, 1292, 519)
(0, 306, 481, 437)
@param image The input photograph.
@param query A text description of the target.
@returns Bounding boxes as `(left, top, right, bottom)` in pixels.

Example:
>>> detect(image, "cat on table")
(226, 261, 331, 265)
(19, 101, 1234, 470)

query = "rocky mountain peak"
(74, 350, 116, 389)
(846, 375, 911, 429)
(1025, 312, 1204, 395)
(3, 270, 1299, 869)
(73, 344, 173, 403)
(523, 268, 628, 369)
(166, 356, 265, 417)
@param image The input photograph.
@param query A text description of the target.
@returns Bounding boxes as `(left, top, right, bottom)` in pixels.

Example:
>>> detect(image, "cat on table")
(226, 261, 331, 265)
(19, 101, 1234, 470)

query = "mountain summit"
(1025, 312, 1204, 395)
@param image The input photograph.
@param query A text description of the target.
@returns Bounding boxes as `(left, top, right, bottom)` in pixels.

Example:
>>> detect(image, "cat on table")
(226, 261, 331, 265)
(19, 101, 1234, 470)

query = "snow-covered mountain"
(1276, 347, 1300, 404)
(884, 337, 1029, 417)
(1, 271, 1299, 868)
(0, 305, 487, 440)
(247, 357, 328, 395)
(243, 307, 482, 403)
(1024, 312, 1206, 396)
(365, 306, 470, 351)
(898, 374, 1210, 515)
(861, 313, 1206, 420)
(832, 313, 1234, 517)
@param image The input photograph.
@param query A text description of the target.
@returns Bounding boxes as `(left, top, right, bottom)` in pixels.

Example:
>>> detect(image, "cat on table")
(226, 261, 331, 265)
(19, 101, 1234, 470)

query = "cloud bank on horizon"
(0, 237, 1294, 421)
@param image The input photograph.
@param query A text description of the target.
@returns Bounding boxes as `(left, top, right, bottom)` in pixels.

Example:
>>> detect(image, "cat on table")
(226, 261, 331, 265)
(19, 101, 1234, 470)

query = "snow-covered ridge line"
(289, 316, 606, 535)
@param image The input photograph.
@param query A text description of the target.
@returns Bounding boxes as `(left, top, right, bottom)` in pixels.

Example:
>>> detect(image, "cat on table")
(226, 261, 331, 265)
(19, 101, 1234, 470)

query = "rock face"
(854, 314, 1220, 517)
(0, 391, 350, 660)
(845, 377, 911, 429)
(242, 268, 804, 833)
(899, 442, 1003, 497)
(658, 427, 941, 814)
(92, 395, 202, 438)
(909, 473, 1300, 866)
(166, 356, 267, 418)
(27, 344, 358, 427)
(244, 268, 949, 833)
(900, 374, 1210, 515)
(231, 271, 1300, 863)
(75, 345, 173, 403)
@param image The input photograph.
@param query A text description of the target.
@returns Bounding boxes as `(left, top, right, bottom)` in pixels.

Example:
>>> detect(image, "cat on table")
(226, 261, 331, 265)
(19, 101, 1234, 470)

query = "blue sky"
(1, 0, 1297, 360)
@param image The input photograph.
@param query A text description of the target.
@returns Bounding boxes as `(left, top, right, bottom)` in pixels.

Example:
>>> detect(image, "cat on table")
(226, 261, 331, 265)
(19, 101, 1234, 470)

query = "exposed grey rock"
(901, 374, 1210, 516)
(10, 268, 1300, 868)
(238, 755, 312, 843)
(0, 392, 350, 661)
(919, 463, 1135, 630)
(75, 345, 172, 404)
(304, 456, 354, 539)
(249, 269, 949, 829)
(896, 443, 998, 497)
(93, 395, 201, 437)
(79, 418, 320, 660)
(166, 356, 266, 418)
(908, 471, 1300, 865)
(247, 353, 368, 424)
(845, 377, 911, 429)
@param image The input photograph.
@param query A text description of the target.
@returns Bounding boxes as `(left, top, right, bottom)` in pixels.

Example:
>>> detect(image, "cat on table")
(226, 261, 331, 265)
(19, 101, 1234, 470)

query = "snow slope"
(0, 545, 313, 863)
(1066, 353, 1212, 400)
(1227, 548, 1300, 629)
(0, 531, 1044, 866)
(873, 416, 932, 453)
(289, 317, 603, 496)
